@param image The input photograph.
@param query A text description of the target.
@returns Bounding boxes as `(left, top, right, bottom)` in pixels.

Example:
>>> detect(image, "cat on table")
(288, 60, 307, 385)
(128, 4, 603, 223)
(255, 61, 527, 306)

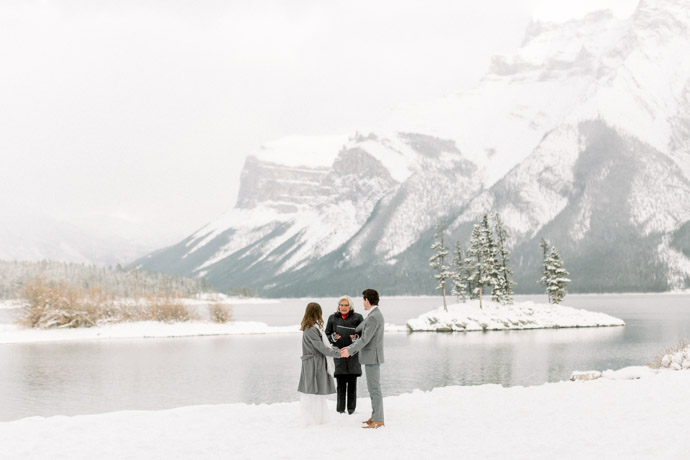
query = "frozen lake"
(1, 293, 689, 422)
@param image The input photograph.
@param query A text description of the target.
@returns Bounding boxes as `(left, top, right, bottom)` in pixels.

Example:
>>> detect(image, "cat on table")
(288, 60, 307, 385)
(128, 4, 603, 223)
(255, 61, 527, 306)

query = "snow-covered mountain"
(135, 0, 690, 296)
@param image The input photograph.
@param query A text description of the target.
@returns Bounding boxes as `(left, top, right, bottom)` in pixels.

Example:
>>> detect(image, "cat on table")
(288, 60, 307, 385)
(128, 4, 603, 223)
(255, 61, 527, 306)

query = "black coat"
(325, 310, 364, 376)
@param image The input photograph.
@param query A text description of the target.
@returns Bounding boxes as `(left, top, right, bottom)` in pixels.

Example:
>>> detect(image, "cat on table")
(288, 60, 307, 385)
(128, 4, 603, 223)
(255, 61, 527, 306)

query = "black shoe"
(348, 409, 355, 415)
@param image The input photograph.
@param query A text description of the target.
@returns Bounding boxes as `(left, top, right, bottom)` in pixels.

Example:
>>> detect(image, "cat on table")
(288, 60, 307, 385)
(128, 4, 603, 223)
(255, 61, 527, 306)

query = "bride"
(297, 302, 340, 426)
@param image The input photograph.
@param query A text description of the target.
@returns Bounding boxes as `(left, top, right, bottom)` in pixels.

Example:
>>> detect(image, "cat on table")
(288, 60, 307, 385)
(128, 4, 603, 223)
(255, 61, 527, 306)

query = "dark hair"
(300, 302, 324, 331)
(362, 289, 379, 306)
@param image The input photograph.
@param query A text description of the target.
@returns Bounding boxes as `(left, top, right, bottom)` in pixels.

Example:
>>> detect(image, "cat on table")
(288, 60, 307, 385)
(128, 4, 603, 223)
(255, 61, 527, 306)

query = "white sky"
(0, 0, 639, 249)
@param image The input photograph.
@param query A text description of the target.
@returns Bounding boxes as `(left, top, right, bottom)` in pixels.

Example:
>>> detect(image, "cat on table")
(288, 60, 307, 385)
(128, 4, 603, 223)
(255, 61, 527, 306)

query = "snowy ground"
(0, 297, 414, 343)
(0, 299, 407, 344)
(657, 342, 690, 370)
(0, 321, 408, 343)
(1, 368, 687, 460)
(0, 320, 301, 344)
(1, 298, 622, 343)
(407, 300, 625, 331)
(1, 299, 686, 458)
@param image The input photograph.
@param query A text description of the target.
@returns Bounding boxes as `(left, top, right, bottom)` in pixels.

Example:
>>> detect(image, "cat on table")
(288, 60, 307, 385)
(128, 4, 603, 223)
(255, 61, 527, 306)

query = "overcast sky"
(0, 0, 639, 249)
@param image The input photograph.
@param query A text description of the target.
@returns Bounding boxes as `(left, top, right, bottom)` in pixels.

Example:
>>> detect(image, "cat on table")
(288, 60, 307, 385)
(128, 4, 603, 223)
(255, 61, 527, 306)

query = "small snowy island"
(407, 300, 625, 332)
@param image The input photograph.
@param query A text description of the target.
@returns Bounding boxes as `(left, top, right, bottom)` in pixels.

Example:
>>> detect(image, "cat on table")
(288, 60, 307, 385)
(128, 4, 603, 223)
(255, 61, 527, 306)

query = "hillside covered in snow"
(135, 0, 690, 296)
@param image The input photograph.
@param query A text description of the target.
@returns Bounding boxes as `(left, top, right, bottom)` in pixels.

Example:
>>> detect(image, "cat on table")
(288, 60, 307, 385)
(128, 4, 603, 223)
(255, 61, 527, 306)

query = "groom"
(341, 289, 385, 429)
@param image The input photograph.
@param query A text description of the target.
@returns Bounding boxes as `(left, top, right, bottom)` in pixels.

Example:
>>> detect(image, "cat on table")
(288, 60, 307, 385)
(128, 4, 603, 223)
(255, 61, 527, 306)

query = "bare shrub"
(19, 278, 199, 328)
(649, 339, 690, 369)
(20, 277, 111, 328)
(143, 292, 199, 323)
(209, 301, 232, 323)
(115, 302, 148, 323)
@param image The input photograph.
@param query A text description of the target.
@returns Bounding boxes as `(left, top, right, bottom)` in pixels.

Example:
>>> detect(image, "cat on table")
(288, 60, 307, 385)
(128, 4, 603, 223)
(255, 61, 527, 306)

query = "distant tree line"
(226, 285, 258, 298)
(0, 260, 215, 300)
(430, 213, 571, 308)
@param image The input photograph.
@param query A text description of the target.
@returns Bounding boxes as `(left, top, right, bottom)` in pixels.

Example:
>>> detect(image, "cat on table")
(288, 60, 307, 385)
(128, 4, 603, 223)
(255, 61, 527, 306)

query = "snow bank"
(570, 366, 656, 381)
(407, 300, 625, 332)
(0, 299, 24, 310)
(658, 343, 690, 370)
(0, 320, 407, 344)
(601, 366, 657, 380)
(0, 321, 300, 344)
(1, 369, 688, 459)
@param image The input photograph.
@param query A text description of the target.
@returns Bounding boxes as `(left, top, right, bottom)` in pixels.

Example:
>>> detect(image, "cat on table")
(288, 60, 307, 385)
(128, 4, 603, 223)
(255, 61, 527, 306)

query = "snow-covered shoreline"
(407, 300, 625, 332)
(0, 298, 626, 343)
(0, 321, 302, 344)
(0, 319, 408, 344)
(0, 297, 299, 344)
(1, 368, 687, 459)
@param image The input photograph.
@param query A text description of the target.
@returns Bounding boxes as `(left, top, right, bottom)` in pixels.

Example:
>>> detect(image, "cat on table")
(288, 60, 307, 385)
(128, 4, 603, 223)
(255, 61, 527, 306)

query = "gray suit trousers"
(365, 364, 383, 422)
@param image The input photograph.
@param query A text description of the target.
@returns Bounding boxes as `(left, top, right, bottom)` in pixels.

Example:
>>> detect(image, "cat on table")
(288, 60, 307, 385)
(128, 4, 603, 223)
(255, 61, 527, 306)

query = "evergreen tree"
(539, 238, 550, 295)
(464, 249, 476, 300)
(493, 212, 516, 304)
(478, 214, 501, 304)
(450, 241, 467, 303)
(467, 222, 493, 309)
(539, 239, 571, 304)
(429, 224, 452, 311)
(547, 247, 571, 303)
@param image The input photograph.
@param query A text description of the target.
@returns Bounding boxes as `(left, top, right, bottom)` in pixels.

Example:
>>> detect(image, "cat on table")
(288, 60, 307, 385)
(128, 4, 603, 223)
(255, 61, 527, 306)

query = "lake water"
(1, 294, 689, 422)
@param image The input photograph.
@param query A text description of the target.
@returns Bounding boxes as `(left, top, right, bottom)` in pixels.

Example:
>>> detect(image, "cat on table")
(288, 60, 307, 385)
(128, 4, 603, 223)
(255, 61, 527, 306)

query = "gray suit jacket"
(348, 307, 384, 365)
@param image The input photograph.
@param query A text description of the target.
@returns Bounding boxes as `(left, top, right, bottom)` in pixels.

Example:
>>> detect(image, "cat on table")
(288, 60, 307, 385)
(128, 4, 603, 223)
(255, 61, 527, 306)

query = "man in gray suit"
(341, 289, 385, 429)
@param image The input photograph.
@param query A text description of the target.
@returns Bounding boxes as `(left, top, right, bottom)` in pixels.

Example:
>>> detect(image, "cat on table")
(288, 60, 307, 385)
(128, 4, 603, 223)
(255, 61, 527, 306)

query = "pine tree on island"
(431, 212, 517, 310)
(540, 238, 550, 293)
(464, 243, 476, 300)
(450, 240, 467, 303)
(493, 212, 515, 305)
(478, 214, 502, 304)
(548, 247, 571, 304)
(467, 221, 494, 309)
(539, 238, 571, 304)
(429, 224, 452, 311)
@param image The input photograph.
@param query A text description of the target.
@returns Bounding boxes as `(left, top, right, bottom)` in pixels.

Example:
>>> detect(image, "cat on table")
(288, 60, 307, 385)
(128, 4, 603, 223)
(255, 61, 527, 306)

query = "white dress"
(299, 392, 330, 426)
(299, 326, 336, 426)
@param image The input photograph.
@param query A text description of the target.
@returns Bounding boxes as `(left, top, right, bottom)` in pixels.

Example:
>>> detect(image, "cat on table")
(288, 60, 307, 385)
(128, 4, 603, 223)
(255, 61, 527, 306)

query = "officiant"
(325, 295, 364, 414)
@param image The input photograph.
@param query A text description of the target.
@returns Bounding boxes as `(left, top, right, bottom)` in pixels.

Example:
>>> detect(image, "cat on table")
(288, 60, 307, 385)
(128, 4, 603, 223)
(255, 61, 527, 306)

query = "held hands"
(340, 347, 350, 358)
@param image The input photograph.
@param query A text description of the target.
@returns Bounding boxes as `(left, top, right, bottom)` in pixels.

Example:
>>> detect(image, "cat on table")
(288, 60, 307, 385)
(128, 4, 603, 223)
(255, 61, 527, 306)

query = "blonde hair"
(336, 295, 355, 313)
(300, 302, 324, 331)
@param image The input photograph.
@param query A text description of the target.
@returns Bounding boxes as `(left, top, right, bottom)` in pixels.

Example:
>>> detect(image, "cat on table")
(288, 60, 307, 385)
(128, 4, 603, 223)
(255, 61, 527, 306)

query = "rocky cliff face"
(134, 0, 690, 296)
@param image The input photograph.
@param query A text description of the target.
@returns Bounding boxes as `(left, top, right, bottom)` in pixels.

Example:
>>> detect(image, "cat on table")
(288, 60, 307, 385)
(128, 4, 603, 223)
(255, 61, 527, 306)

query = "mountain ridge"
(133, 0, 690, 296)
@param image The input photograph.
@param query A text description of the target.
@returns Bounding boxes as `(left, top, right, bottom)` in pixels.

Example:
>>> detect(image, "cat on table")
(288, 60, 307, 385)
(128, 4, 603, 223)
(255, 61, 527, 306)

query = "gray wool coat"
(297, 325, 341, 395)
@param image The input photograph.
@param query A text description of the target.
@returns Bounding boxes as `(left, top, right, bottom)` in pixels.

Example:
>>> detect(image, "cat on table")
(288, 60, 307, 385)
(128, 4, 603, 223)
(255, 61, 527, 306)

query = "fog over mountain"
(133, 0, 690, 296)
(0, 199, 150, 266)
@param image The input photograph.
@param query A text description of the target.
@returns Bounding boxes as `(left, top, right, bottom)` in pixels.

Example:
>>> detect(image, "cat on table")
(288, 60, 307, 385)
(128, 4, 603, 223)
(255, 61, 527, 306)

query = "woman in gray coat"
(298, 302, 340, 426)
